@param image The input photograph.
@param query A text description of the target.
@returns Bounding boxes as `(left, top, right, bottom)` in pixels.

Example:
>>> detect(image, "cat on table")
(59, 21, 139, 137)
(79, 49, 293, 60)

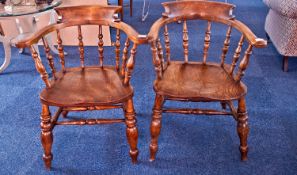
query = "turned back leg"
(40, 104, 53, 170)
(149, 94, 164, 161)
(124, 98, 139, 163)
(237, 97, 249, 161)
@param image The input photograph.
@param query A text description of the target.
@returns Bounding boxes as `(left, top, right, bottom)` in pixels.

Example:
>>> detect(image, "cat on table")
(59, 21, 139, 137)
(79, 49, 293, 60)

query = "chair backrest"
(16, 5, 147, 88)
(148, 1, 266, 82)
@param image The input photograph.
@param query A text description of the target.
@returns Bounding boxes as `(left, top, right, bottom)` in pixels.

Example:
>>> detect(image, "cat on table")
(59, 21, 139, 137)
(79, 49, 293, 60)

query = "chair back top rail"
(148, 1, 266, 48)
(15, 5, 147, 48)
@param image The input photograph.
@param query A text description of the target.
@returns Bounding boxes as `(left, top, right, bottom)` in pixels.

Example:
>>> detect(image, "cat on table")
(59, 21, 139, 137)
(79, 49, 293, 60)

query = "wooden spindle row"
(121, 38, 130, 77)
(183, 21, 189, 63)
(164, 25, 171, 64)
(235, 45, 253, 82)
(124, 44, 137, 85)
(115, 29, 121, 72)
(30, 46, 51, 88)
(78, 25, 85, 68)
(56, 29, 66, 73)
(156, 38, 164, 70)
(42, 37, 56, 79)
(203, 21, 211, 64)
(230, 35, 244, 75)
(221, 26, 232, 66)
(98, 25, 104, 67)
(151, 41, 162, 79)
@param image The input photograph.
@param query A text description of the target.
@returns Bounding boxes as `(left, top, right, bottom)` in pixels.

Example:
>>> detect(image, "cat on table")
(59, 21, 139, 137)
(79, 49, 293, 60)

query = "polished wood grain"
(78, 25, 85, 68)
(148, 1, 267, 162)
(15, 5, 146, 170)
(153, 62, 247, 101)
(183, 21, 189, 63)
(203, 21, 211, 64)
(42, 37, 56, 78)
(221, 25, 232, 66)
(98, 25, 104, 67)
(164, 25, 171, 63)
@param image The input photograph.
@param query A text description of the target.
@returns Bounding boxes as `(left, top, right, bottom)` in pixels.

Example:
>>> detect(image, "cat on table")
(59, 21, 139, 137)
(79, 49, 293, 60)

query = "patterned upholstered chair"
(264, 0, 297, 72)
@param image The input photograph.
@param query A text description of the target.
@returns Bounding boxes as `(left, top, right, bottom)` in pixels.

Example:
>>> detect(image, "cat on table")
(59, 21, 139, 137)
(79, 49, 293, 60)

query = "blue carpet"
(1, 0, 297, 174)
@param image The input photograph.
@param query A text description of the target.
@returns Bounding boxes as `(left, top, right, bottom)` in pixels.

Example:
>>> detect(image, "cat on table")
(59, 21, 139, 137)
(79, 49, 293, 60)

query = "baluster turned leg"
(149, 94, 164, 161)
(124, 98, 139, 163)
(237, 97, 249, 161)
(40, 104, 53, 170)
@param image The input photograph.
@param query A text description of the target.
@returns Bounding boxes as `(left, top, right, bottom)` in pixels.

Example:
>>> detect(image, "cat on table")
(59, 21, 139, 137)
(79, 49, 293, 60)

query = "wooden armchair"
(147, 1, 266, 161)
(16, 5, 146, 170)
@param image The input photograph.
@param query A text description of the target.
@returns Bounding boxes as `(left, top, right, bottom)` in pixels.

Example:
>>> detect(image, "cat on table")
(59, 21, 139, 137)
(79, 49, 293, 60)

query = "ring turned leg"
(149, 94, 164, 161)
(237, 97, 249, 161)
(40, 104, 53, 170)
(124, 98, 139, 163)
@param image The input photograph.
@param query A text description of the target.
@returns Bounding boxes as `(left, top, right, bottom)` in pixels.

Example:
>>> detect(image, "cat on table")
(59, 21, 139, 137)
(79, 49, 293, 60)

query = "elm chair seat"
(154, 62, 247, 101)
(40, 67, 134, 107)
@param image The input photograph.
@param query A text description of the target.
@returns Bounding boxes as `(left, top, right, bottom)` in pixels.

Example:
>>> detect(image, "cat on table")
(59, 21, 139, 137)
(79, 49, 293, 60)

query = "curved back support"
(16, 5, 147, 88)
(148, 1, 267, 81)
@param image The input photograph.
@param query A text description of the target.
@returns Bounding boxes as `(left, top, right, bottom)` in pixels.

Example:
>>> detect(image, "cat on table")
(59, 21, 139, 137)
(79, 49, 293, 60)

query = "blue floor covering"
(0, 0, 297, 174)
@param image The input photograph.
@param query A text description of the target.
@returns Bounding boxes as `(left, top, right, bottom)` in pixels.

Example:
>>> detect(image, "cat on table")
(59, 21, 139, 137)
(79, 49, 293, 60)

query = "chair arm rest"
(263, 0, 297, 18)
(231, 19, 267, 48)
(15, 23, 60, 48)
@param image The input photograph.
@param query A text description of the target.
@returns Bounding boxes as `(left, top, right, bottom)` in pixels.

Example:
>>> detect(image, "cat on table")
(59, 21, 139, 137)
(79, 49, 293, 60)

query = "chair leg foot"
(149, 94, 164, 161)
(237, 97, 249, 161)
(124, 98, 139, 163)
(40, 104, 53, 170)
(283, 56, 289, 72)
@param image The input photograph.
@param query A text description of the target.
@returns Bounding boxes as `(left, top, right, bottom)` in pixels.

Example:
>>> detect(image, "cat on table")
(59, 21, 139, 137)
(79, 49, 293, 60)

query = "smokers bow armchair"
(15, 5, 146, 170)
(148, 1, 266, 161)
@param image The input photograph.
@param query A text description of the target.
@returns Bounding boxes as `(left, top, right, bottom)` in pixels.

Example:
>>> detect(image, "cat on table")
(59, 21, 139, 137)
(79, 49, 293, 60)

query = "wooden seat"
(154, 62, 246, 101)
(40, 67, 133, 107)
(15, 5, 146, 170)
(147, 1, 267, 162)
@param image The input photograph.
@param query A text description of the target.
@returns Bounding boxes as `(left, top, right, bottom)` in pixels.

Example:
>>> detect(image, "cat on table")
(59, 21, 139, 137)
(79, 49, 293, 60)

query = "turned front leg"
(40, 104, 53, 170)
(149, 94, 164, 161)
(124, 98, 139, 163)
(237, 97, 249, 161)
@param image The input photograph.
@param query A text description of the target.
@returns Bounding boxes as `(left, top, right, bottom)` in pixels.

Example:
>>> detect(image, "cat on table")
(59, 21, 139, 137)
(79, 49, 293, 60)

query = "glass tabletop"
(0, 0, 61, 17)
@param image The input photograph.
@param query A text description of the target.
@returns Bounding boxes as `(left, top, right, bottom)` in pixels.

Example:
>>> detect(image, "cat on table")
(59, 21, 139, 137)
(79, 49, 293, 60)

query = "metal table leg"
(0, 34, 11, 73)
(141, 0, 151, 22)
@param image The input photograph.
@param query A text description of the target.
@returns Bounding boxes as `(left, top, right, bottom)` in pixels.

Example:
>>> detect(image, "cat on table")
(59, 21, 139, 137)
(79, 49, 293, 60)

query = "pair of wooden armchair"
(16, 1, 266, 170)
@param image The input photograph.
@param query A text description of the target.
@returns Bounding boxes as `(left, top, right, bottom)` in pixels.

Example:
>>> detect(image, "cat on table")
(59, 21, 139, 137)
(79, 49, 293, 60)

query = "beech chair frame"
(16, 5, 146, 170)
(147, 1, 267, 161)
